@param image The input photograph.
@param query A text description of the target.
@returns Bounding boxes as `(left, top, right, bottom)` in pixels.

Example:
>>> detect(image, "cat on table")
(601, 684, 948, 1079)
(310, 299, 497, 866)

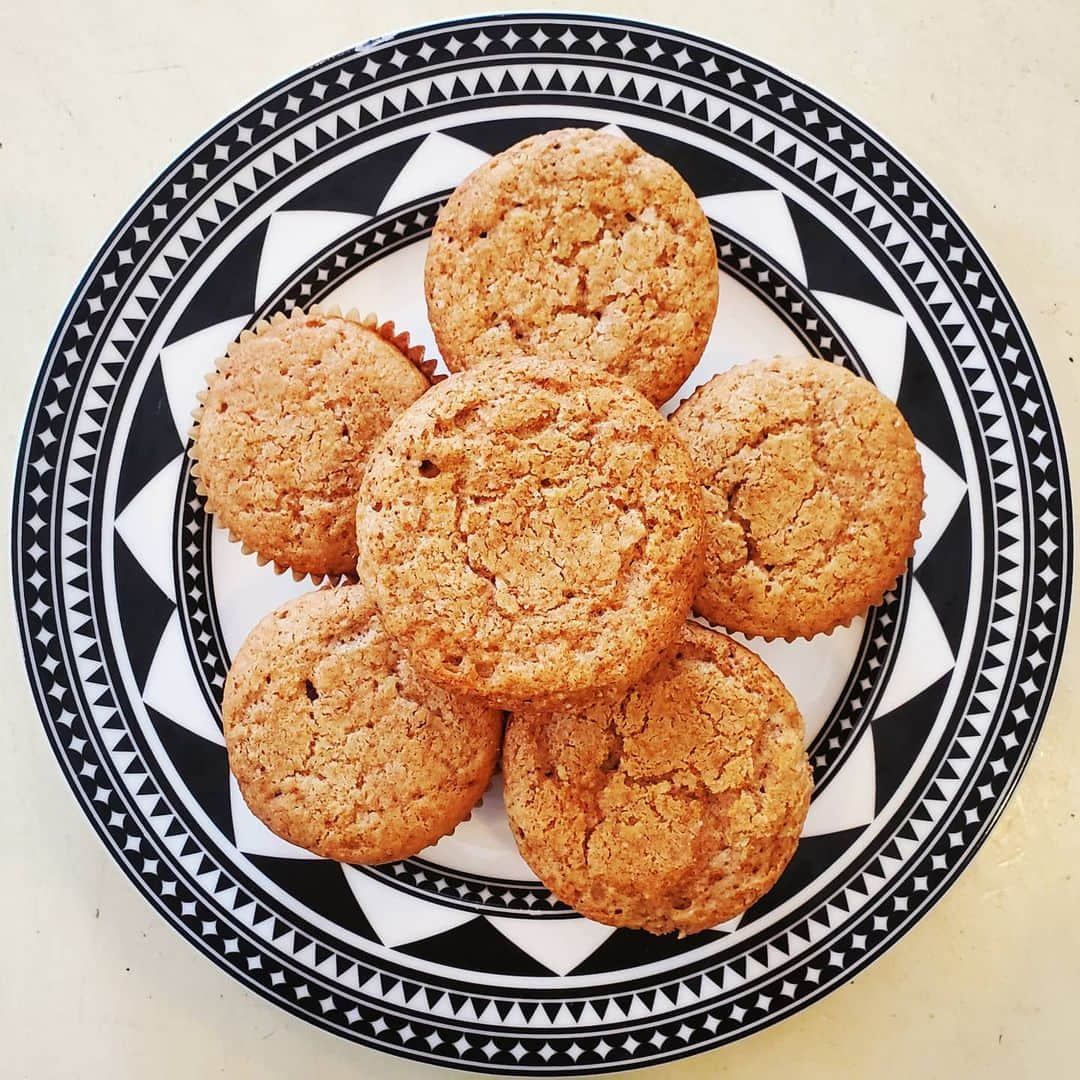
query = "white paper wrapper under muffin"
(187, 303, 438, 587)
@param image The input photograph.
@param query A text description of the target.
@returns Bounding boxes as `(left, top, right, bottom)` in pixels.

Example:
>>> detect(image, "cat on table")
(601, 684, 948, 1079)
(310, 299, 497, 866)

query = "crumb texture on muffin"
(503, 622, 811, 935)
(425, 127, 719, 406)
(193, 307, 431, 578)
(671, 356, 925, 640)
(223, 585, 502, 864)
(356, 355, 705, 710)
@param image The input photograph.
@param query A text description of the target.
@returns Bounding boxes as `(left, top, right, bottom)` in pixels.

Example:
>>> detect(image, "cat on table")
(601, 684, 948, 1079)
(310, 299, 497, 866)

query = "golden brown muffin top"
(671, 356, 924, 640)
(503, 621, 811, 936)
(355, 355, 705, 710)
(223, 585, 502, 864)
(193, 307, 431, 578)
(425, 127, 718, 406)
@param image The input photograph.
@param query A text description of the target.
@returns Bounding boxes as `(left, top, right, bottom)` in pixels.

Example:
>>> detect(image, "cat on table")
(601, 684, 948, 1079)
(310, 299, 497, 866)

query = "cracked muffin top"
(191, 306, 433, 580)
(502, 621, 811, 935)
(670, 355, 924, 640)
(424, 127, 719, 407)
(222, 585, 502, 864)
(355, 355, 705, 710)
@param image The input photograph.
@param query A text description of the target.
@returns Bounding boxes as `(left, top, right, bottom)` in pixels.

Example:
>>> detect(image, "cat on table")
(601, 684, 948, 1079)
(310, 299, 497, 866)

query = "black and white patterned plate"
(12, 14, 1072, 1074)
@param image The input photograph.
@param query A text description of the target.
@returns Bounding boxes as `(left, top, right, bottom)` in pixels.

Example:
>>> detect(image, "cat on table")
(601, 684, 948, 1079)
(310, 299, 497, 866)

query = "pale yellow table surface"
(2, 1, 1077, 1076)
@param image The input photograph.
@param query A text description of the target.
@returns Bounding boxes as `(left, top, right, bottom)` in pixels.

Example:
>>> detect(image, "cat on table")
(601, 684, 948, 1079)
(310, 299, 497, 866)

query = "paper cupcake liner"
(188, 303, 437, 586)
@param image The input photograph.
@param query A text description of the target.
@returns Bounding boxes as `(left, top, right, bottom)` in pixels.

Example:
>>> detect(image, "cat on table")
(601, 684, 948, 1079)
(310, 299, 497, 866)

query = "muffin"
(355, 355, 705, 711)
(191, 305, 434, 580)
(424, 127, 719, 407)
(671, 356, 925, 640)
(223, 585, 502, 864)
(503, 622, 812, 936)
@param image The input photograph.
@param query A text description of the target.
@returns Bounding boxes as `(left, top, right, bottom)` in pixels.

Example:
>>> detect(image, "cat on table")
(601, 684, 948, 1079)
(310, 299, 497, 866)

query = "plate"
(12, 13, 1072, 1074)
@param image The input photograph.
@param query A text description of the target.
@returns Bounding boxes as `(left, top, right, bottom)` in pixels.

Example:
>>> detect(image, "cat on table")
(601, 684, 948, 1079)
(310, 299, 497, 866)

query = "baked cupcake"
(503, 621, 812, 936)
(424, 127, 719, 407)
(191, 305, 435, 580)
(223, 585, 502, 864)
(355, 355, 705, 711)
(671, 356, 925, 641)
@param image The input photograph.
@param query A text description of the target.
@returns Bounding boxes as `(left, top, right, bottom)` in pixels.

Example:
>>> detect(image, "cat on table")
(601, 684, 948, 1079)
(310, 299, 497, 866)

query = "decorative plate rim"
(11, 12, 1072, 1074)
